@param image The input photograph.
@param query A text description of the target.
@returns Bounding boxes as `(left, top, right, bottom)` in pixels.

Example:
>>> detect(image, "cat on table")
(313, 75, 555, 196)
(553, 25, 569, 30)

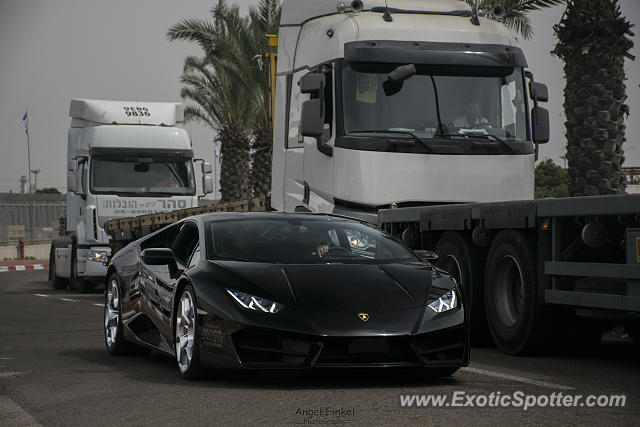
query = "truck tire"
(69, 258, 95, 293)
(484, 230, 548, 355)
(435, 231, 490, 345)
(49, 248, 68, 291)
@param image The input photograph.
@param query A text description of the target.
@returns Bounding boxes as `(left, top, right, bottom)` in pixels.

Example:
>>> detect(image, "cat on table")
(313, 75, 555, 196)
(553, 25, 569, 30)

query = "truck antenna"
(383, 0, 393, 22)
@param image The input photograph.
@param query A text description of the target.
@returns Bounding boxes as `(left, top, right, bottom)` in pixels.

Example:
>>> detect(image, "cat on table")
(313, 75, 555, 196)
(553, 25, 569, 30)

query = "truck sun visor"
(344, 41, 528, 68)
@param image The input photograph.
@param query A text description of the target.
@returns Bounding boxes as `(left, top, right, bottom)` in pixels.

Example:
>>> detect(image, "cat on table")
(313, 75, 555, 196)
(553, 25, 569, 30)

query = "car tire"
(175, 284, 206, 380)
(484, 230, 549, 355)
(435, 231, 490, 345)
(104, 274, 130, 355)
(49, 254, 68, 291)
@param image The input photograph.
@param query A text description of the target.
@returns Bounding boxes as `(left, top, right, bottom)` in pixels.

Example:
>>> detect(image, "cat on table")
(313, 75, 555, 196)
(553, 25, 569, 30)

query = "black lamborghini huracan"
(104, 212, 468, 379)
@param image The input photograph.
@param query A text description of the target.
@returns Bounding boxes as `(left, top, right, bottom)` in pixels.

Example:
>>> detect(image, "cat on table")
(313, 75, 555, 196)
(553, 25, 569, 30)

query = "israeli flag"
(22, 110, 28, 136)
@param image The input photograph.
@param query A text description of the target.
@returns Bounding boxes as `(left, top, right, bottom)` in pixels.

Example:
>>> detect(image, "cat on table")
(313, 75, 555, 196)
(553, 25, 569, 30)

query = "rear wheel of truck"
(435, 231, 490, 345)
(49, 249, 68, 291)
(69, 260, 95, 293)
(484, 230, 548, 355)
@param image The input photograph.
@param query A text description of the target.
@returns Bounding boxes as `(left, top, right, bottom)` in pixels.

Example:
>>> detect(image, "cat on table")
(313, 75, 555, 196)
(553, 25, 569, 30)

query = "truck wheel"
(69, 260, 95, 293)
(49, 252, 68, 291)
(435, 231, 490, 345)
(484, 230, 547, 355)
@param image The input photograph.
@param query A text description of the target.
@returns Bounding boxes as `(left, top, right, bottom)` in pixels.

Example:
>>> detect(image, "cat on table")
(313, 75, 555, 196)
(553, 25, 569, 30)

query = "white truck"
(49, 99, 213, 292)
(106, 0, 640, 354)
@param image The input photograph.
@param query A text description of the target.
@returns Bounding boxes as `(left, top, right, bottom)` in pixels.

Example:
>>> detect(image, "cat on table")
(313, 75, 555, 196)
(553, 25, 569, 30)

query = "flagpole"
(24, 108, 34, 244)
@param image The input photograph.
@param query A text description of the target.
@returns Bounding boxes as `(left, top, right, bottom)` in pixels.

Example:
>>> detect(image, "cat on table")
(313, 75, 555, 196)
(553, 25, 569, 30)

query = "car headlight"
(87, 250, 109, 263)
(427, 289, 458, 313)
(226, 289, 284, 314)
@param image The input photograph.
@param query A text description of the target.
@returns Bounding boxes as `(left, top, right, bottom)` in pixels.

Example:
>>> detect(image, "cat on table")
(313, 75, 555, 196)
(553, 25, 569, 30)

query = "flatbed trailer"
(378, 193, 640, 354)
(104, 197, 269, 254)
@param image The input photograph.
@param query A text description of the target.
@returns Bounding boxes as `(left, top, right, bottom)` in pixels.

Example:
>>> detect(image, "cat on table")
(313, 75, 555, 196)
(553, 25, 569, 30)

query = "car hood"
(207, 260, 433, 311)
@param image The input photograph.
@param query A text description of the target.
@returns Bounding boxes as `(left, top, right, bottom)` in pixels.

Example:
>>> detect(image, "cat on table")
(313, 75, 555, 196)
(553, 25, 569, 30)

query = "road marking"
(93, 303, 103, 307)
(60, 298, 78, 302)
(0, 396, 42, 426)
(34, 294, 49, 298)
(0, 371, 25, 378)
(461, 367, 575, 390)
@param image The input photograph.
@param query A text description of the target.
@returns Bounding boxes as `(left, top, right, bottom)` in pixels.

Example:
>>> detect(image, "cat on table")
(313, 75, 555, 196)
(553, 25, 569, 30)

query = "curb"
(0, 263, 48, 272)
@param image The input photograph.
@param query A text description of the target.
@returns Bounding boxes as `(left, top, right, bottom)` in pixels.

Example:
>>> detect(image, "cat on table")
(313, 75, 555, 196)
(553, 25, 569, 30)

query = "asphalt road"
(1, 270, 639, 426)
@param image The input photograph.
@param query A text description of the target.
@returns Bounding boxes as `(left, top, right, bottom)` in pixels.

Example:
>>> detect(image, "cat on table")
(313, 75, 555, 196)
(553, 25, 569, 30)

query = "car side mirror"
(415, 249, 439, 262)
(141, 248, 177, 266)
(532, 106, 550, 144)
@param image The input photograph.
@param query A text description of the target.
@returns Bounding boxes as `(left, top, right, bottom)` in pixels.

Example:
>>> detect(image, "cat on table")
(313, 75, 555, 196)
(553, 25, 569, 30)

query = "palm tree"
(167, 0, 280, 201)
(210, 0, 280, 198)
(553, 0, 634, 196)
(466, 0, 565, 39)
(167, 1, 250, 201)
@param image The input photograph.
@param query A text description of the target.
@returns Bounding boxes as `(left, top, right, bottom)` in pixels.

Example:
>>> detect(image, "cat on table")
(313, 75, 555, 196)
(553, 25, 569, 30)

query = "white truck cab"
(50, 99, 213, 291)
(271, 0, 549, 220)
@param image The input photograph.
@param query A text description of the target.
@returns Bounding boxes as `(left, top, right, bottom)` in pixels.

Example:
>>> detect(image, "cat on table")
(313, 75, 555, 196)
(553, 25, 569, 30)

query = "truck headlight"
(87, 250, 109, 263)
(427, 289, 458, 313)
(226, 289, 284, 314)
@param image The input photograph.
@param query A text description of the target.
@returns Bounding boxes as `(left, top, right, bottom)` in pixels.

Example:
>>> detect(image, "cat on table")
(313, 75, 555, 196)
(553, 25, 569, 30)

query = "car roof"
(186, 211, 375, 225)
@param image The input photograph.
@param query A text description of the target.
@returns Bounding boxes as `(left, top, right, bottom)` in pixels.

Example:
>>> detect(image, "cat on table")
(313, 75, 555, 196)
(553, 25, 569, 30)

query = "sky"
(0, 0, 638, 193)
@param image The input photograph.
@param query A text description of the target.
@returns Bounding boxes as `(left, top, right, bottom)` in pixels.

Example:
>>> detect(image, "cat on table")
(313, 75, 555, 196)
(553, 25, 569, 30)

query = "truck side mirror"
(300, 99, 324, 138)
(72, 158, 87, 197)
(201, 161, 212, 175)
(529, 82, 549, 102)
(300, 72, 325, 138)
(67, 160, 77, 193)
(203, 176, 214, 195)
(531, 106, 550, 144)
(300, 73, 325, 94)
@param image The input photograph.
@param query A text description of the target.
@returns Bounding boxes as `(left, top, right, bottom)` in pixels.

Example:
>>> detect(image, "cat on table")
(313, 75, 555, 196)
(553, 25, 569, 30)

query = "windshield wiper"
(456, 132, 517, 154)
(349, 129, 434, 153)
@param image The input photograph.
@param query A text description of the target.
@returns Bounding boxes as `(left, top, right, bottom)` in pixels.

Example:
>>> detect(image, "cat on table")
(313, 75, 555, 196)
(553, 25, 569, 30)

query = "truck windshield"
(342, 63, 528, 144)
(90, 156, 195, 196)
(206, 218, 419, 264)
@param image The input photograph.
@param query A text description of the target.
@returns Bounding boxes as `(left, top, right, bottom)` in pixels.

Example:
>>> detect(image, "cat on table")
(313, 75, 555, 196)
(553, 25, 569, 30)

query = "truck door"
(302, 65, 335, 213)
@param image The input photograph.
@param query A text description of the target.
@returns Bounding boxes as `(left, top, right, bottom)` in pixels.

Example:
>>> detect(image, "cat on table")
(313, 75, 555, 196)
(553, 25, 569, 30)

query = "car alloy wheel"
(105, 279, 120, 349)
(176, 290, 196, 373)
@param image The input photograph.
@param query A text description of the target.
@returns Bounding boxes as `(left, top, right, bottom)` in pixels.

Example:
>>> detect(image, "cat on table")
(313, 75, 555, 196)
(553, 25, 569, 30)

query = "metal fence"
(0, 193, 66, 246)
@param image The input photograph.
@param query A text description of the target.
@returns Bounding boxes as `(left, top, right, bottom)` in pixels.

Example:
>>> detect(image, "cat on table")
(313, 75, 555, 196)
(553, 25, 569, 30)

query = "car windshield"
(342, 63, 528, 142)
(91, 155, 195, 196)
(206, 218, 419, 264)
